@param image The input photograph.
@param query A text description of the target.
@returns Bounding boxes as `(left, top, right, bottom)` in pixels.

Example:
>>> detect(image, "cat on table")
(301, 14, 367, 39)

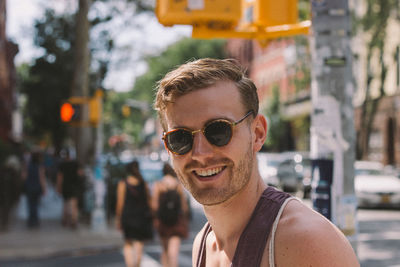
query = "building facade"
(227, 1, 400, 167)
(0, 0, 18, 143)
(226, 38, 311, 151)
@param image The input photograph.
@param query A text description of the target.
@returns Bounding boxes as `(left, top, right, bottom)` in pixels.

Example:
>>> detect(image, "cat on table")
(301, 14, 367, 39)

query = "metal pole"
(91, 90, 107, 232)
(310, 0, 358, 251)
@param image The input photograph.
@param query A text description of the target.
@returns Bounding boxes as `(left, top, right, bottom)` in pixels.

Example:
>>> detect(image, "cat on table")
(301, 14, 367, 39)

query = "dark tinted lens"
(166, 129, 193, 155)
(204, 121, 232, 146)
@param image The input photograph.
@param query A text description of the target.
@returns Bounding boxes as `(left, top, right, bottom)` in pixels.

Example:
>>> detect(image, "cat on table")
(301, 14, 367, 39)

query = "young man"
(154, 58, 359, 267)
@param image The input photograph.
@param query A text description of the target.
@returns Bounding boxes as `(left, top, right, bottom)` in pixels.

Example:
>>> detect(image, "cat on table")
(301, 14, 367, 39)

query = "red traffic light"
(60, 102, 75, 122)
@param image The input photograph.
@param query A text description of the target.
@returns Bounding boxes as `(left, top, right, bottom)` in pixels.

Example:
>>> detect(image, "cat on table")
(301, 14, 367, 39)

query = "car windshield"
(355, 169, 382, 176)
(267, 160, 281, 167)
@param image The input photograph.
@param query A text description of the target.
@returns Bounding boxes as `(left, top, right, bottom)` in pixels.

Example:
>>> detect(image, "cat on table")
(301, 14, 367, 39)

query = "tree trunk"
(357, 46, 387, 160)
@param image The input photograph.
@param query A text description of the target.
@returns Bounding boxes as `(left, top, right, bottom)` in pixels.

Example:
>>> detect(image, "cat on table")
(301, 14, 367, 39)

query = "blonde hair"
(154, 58, 259, 129)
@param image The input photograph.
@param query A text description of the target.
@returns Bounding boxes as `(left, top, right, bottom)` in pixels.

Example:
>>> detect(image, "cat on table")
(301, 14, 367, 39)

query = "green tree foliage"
(263, 85, 293, 152)
(355, 0, 400, 159)
(133, 38, 227, 103)
(19, 10, 76, 150)
(18, 7, 113, 151)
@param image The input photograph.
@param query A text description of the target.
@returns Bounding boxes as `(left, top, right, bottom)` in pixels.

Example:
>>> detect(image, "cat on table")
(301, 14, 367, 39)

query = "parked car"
(282, 151, 312, 197)
(276, 158, 301, 193)
(257, 152, 280, 188)
(138, 157, 164, 184)
(355, 161, 400, 209)
(258, 152, 302, 193)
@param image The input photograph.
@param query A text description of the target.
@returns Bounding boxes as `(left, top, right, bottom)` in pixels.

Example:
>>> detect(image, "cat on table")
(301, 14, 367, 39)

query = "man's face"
(163, 81, 256, 206)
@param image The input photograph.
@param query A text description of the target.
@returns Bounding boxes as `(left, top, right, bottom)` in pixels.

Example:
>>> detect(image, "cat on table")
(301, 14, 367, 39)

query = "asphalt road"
(357, 208, 400, 267)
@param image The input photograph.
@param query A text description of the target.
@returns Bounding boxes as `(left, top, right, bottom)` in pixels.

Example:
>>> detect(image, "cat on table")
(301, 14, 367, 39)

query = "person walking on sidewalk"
(152, 163, 189, 267)
(56, 150, 84, 229)
(154, 58, 359, 266)
(116, 160, 153, 267)
(23, 151, 47, 228)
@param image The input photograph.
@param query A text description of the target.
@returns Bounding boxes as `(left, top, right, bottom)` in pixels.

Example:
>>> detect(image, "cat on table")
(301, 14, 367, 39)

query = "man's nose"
(191, 131, 214, 160)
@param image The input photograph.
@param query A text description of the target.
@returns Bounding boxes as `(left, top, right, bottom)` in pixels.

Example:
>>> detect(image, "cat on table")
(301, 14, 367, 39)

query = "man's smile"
(194, 166, 225, 178)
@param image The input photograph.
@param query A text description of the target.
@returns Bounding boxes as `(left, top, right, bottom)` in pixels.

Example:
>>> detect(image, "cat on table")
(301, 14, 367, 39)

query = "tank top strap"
(231, 187, 292, 267)
(268, 196, 297, 266)
(196, 222, 212, 267)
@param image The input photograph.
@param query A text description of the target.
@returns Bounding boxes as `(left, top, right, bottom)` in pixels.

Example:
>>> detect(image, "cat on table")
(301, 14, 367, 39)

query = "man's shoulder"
(272, 200, 359, 266)
(276, 200, 334, 240)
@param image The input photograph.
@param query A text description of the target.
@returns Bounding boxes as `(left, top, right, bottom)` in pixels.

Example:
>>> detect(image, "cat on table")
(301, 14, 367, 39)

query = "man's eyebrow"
(169, 116, 233, 130)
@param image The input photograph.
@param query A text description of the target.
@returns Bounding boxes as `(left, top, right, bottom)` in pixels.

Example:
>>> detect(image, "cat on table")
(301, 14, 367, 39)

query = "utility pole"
(70, 0, 92, 166)
(91, 90, 107, 232)
(309, 0, 358, 249)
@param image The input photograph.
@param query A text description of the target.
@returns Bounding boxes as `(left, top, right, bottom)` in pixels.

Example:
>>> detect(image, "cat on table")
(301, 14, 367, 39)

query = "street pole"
(309, 0, 358, 250)
(91, 90, 107, 232)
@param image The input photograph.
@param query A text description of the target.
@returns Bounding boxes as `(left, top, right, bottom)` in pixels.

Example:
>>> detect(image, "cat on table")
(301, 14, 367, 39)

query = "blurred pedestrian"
(152, 163, 189, 267)
(23, 151, 47, 228)
(56, 149, 84, 229)
(0, 154, 22, 231)
(115, 160, 153, 267)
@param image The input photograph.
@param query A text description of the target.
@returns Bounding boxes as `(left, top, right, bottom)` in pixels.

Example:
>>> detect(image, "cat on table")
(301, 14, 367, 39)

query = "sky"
(5, 0, 192, 92)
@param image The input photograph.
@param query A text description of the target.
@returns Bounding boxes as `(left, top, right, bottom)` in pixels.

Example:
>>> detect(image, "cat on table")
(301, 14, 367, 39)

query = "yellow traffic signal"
(121, 105, 131, 117)
(156, 0, 241, 29)
(89, 98, 100, 124)
(88, 90, 103, 125)
(155, 0, 310, 42)
(242, 0, 298, 28)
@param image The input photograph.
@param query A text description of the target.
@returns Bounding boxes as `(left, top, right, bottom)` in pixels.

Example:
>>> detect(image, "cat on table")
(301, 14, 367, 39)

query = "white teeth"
(196, 167, 223, 177)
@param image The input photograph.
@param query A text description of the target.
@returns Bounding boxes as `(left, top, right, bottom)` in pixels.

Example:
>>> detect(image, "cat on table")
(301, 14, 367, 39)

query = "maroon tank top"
(195, 186, 292, 267)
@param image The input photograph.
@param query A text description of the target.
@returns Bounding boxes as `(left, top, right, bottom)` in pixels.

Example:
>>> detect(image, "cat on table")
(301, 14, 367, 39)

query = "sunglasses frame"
(162, 110, 254, 155)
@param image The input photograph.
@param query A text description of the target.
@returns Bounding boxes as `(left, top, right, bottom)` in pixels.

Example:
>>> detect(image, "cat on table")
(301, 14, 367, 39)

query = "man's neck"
(203, 177, 267, 259)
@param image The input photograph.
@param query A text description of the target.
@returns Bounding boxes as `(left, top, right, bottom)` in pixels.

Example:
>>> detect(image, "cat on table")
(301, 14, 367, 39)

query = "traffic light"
(60, 102, 82, 123)
(61, 90, 103, 126)
(241, 0, 298, 28)
(156, 0, 241, 29)
(121, 105, 131, 117)
(89, 97, 101, 124)
(155, 0, 310, 42)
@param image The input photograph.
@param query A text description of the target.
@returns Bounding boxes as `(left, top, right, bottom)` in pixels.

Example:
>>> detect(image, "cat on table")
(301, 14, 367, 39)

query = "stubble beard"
(176, 145, 254, 206)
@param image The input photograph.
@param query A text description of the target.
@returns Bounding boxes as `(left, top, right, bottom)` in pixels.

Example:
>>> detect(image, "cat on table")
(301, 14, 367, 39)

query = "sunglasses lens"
(204, 121, 232, 146)
(166, 129, 193, 155)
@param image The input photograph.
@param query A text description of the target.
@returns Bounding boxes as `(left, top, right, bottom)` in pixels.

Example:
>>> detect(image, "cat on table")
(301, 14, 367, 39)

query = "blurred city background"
(1, 0, 400, 266)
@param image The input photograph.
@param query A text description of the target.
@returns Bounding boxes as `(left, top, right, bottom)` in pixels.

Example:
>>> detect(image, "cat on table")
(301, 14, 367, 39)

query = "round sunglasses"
(162, 111, 254, 155)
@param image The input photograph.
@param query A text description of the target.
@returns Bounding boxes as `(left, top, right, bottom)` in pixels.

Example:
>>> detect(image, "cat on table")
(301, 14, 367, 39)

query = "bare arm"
(272, 201, 359, 267)
(56, 172, 63, 194)
(178, 185, 189, 215)
(39, 166, 47, 195)
(115, 180, 126, 230)
(151, 182, 160, 212)
(145, 183, 153, 211)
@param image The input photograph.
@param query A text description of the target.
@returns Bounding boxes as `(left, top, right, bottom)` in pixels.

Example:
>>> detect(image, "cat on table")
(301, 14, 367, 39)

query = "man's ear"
(252, 114, 268, 152)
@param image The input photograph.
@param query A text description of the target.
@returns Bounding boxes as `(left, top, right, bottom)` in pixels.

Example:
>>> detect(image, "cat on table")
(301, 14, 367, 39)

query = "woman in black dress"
(116, 160, 153, 267)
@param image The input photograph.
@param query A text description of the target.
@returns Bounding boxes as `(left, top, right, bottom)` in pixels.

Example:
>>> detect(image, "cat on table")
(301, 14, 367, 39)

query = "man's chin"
(192, 189, 233, 206)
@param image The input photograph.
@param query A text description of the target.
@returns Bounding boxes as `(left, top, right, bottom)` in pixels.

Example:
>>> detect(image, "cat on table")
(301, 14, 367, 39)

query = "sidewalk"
(0, 217, 122, 261)
(0, 188, 161, 266)
(0, 218, 162, 267)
